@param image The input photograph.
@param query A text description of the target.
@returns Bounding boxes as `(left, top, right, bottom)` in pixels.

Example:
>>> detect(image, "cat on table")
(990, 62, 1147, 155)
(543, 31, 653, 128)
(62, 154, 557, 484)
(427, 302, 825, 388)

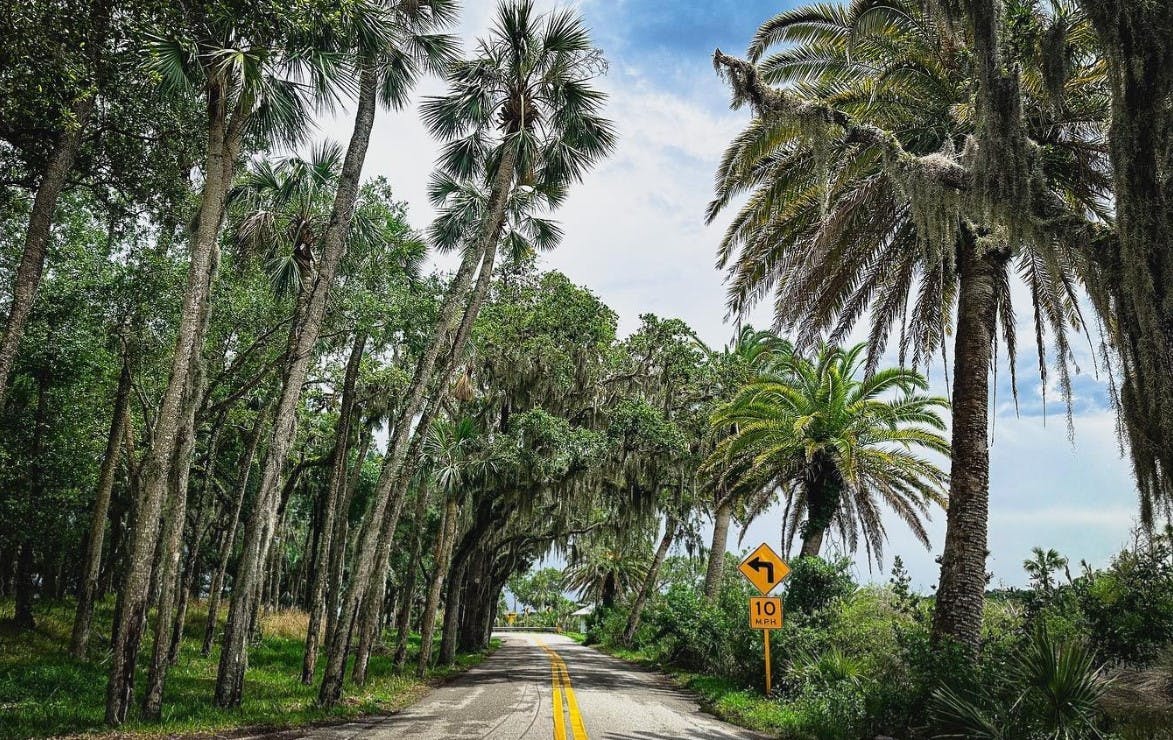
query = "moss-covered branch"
(712, 49, 970, 191)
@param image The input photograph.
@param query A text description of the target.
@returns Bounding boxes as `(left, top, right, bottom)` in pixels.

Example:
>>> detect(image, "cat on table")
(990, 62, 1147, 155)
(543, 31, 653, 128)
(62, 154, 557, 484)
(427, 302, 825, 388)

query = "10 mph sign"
(749, 597, 782, 629)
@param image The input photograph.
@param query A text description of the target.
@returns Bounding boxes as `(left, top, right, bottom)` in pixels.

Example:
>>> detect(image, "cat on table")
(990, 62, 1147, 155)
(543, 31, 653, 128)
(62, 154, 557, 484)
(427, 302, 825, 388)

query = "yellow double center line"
(535, 639, 588, 740)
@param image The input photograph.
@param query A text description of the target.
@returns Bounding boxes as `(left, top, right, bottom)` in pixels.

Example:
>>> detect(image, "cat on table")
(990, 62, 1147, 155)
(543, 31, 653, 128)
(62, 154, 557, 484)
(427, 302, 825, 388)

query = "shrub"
(1075, 537, 1173, 664)
(783, 556, 855, 616)
(930, 627, 1108, 739)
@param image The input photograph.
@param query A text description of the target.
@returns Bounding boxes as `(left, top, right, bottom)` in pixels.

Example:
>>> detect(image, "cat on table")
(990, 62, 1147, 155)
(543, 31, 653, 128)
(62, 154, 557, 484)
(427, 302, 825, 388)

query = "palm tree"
(105, 4, 332, 722)
(230, 143, 349, 297)
(563, 535, 650, 610)
(703, 326, 788, 599)
(708, 0, 1108, 650)
(318, 0, 615, 706)
(1023, 546, 1069, 593)
(214, 0, 458, 709)
(709, 342, 949, 564)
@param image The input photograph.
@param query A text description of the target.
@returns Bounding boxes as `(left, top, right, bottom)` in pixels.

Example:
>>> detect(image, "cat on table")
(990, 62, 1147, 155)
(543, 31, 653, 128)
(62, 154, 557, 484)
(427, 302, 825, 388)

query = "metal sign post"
(764, 629, 772, 695)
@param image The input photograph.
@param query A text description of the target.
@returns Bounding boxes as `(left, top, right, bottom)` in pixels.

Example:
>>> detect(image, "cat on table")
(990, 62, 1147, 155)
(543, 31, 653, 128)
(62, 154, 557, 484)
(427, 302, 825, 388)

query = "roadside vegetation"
(576, 535, 1173, 739)
(0, 598, 496, 738)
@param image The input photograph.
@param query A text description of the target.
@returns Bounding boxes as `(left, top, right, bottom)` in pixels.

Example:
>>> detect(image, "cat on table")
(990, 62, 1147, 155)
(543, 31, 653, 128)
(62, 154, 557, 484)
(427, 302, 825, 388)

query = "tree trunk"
(350, 544, 389, 687)
(13, 541, 36, 631)
(623, 514, 676, 644)
(438, 560, 466, 667)
(703, 498, 732, 600)
(169, 480, 211, 665)
(142, 396, 198, 718)
(439, 498, 499, 666)
(415, 494, 458, 675)
(101, 404, 137, 602)
(354, 239, 500, 683)
(15, 365, 52, 630)
(302, 332, 365, 684)
(106, 74, 237, 726)
(319, 142, 517, 707)
(143, 257, 215, 719)
(170, 411, 226, 664)
(202, 404, 268, 656)
(931, 238, 1001, 651)
(393, 486, 433, 670)
(457, 550, 495, 653)
(323, 426, 371, 652)
(215, 65, 378, 709)
(798, 458, 842, 559)
(0, 95, 96, 408)
(71, 354, 132, 657)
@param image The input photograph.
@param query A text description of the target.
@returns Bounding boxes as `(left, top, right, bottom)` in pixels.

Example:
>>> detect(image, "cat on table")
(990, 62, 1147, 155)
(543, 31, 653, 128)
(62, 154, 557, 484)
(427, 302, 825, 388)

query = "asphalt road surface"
(289, 631, 766, 740)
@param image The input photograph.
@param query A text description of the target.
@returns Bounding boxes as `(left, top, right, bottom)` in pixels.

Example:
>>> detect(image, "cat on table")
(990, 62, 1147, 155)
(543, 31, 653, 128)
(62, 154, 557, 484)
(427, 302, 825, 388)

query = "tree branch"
(712, 49, 971, 191)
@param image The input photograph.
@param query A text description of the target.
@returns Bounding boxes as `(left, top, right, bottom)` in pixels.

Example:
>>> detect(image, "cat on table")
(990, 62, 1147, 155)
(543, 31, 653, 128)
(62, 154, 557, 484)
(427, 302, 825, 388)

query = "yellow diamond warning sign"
(749, 596, 782, 629)
(738, 542, 790, 595)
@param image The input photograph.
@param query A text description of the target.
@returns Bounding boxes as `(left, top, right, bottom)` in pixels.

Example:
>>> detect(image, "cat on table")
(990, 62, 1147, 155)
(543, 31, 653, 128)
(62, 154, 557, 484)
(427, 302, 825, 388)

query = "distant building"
(570, 604, 594, 634)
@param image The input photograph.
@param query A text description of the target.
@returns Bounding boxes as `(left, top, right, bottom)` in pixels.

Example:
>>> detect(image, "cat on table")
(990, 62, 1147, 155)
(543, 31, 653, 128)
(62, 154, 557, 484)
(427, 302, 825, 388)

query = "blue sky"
(323, 0, 1144, 590)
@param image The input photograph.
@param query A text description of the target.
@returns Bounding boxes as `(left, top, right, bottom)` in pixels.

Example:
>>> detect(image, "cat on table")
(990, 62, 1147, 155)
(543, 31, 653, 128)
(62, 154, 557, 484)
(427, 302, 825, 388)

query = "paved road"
(290, 632, 765, 740)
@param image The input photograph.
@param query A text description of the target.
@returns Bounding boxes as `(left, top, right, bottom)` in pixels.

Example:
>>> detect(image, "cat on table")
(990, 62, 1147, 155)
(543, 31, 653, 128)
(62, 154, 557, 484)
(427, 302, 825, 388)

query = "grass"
(0, 598, 497, 739)
(588, 640, 797, 737)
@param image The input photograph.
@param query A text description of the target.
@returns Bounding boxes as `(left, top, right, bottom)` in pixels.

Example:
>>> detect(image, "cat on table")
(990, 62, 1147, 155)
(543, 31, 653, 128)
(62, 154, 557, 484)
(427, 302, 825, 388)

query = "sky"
(320, 0, 1145, 591)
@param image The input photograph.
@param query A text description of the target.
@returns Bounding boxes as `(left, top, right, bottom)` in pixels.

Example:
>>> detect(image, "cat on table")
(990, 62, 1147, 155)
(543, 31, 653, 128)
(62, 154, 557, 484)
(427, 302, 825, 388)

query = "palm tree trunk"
(71, 354, 132, 658)
(415, 494, 458, 675)
(169, 410, 225, 664)
(106, 74, 237, 726)
(323, 427, 371, 651)
(319, 143, 517, 708)
(215, 64, 379, 709)
(393, 485, 433, 670)
(0, 98, 96, 410)
(302, 332, 366, 684)
(931, 237, 1001, 651)
(350, 533, 392, 686)
(623, 514, 676, 644)
(799, 464, 842, 559)
(202, 404, 268, 656)
(703, 498, 732, 600)
(142, 375, 202, 719)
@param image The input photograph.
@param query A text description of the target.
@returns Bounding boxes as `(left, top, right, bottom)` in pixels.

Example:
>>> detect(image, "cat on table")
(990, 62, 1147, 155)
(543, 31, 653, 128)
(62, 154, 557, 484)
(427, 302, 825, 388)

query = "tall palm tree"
(318, 0, 615, 706)
(703, 326, 787, 599)
(105, 4, 332, 722)
(709, 343, 949, 564)
(214, 0, 457, 709)
(708, 0, 1108, 650)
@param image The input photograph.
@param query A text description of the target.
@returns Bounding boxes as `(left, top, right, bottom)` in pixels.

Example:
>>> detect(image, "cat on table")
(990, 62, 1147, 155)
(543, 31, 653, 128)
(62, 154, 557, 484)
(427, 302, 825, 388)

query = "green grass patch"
(0, 598, 494, 739)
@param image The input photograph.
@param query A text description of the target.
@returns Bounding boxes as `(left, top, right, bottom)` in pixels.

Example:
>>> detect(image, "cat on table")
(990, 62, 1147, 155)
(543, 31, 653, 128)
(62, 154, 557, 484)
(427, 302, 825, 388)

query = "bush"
(783, 556, 855, 615)
(1075, 537, 1173, 664)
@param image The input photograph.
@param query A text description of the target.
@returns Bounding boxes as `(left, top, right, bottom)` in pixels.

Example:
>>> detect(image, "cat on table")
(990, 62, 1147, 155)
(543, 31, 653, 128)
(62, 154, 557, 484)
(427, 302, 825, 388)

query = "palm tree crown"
(709, 0, 1107, 387)
(708, 342, 949, 564)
